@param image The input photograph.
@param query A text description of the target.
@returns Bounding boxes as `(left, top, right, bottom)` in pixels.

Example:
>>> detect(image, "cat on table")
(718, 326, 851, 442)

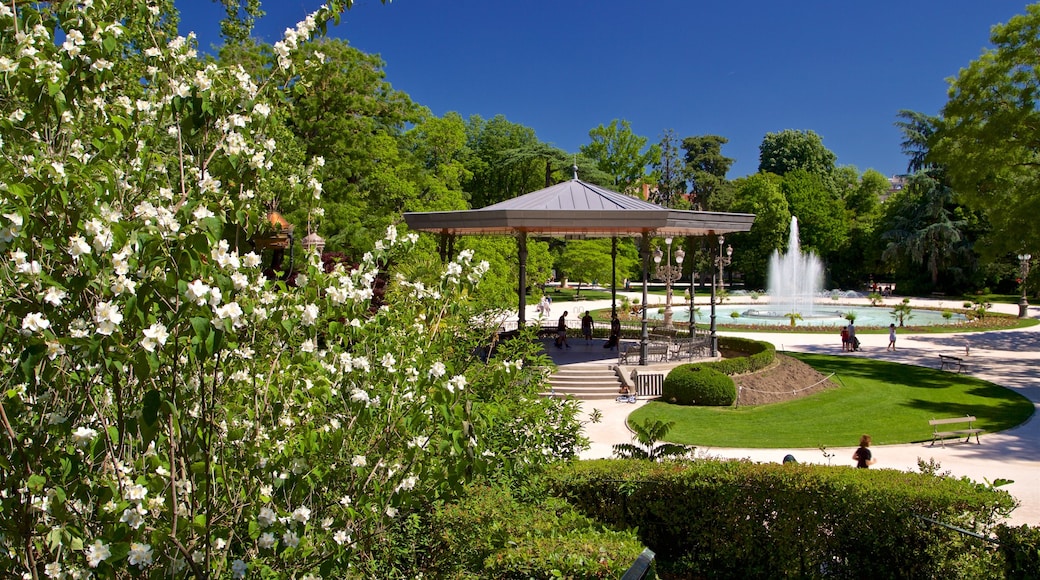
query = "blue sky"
(179, 0, 1032, 179)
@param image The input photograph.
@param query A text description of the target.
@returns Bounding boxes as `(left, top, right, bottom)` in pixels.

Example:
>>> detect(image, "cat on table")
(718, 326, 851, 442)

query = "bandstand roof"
(403, 178, 756, 238)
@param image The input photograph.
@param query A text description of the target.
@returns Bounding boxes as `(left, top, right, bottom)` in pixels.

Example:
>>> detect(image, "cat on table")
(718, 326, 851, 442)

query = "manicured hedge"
(662, 365, 736, 406)
(548, 459, 1015, 578)
(423, 485, 646, 578)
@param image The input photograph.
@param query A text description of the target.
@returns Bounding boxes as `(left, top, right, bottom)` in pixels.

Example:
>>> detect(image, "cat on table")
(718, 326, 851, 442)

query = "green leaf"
(142, 389, 162, 426)
(27, 474, 47, 492)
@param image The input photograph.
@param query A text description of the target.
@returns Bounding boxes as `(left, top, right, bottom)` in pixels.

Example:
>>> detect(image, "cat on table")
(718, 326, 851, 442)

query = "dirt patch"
(733, 353, 837, 406)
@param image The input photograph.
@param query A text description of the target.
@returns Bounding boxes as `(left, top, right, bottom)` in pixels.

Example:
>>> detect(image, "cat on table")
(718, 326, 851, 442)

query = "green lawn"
(628, 352, 1034, 448)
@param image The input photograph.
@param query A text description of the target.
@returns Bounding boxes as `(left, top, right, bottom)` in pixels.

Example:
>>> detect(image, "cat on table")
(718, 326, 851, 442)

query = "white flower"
(72, 426, 97, 446)
(301, 303, 319, 326)
(350, 388, 370, 405)
(242, 252, 262, 268)
(93, 301, 123, 335)
(141, 323, 169, 352)
(125, 484, 148, 501)
(231, 559, 247, 578)
(43, 287, 67, 306)
(22, 312, 50, 334)
(446, 374, 467, 393)
(185, 280, 210, 306)
(257, 506, 276, 527)
(334, 530, 350, 545)
(68, 235, 90, 260)
(128, 542, 153, 567)
(213, 302, 244, 327)
(258, 532, 275, 549)
(44, 562, 62, 579)
(429, 361, 446, 379)
(120, 507, 144, 529)
(282, 530, 299, 548)
(351, 455, 367, 468)
(291, 505, 311, 525)
(86, 540, 111, 568)
(339, 495, 352, 507)
(300, 338, 316, 353)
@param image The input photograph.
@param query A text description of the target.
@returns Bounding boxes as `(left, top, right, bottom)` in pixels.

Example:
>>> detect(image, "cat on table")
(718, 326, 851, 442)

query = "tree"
(758, 129, 837, 177)
(0, 2, 583, 577)
(682, 134, 734, 210)
(880, 173, 974, 290)
(651, 129, 688, 207)
(932, 5, 1040, 258)
(780, 169, 849, 259)
(555, 239, 630, 294)
(729, 173, 791, 289)
(464, 114, 547, 208)
(612, 419, 691, 460)
(580, 119, 660, 194)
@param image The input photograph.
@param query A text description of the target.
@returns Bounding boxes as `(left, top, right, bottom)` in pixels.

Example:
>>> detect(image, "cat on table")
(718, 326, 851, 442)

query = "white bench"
(929, 415, 984, 447)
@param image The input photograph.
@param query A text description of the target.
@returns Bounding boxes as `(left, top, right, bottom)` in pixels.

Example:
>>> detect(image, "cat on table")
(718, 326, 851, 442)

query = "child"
(840, 326, 849, 352)
(888, 323, 897, 351)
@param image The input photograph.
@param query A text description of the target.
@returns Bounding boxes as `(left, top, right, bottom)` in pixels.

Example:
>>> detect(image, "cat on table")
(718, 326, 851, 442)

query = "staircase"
(544, 362, 623, 400)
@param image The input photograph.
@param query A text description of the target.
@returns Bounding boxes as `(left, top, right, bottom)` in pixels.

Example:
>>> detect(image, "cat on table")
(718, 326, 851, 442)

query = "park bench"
(618, 342, 670, 365)
(929, 415, 984, 447)
(938, 354, 968, 373)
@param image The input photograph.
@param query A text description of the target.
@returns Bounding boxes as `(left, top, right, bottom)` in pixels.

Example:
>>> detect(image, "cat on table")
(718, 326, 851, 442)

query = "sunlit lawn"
(629, 352, 1034, 448)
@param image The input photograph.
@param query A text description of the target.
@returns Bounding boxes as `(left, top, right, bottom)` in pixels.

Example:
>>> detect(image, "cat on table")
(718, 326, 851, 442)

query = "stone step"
(545, 363, 623, 400)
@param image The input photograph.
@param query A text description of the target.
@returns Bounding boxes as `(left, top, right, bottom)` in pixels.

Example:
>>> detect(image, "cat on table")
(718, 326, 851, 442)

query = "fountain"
(741, 216, 826, 320)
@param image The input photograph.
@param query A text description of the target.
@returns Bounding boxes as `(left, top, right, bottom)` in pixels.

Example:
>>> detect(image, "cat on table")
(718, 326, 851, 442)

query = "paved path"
(525, 294, 1040, 526)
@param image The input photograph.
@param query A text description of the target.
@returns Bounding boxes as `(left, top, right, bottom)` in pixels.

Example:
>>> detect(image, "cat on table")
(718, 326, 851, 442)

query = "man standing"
(580, 311, 594, 345)
(556, 311, 571, 349)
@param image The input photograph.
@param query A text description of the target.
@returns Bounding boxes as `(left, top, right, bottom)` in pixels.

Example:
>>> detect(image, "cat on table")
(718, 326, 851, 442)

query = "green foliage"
(996, 524, 1040, 579)
(613, 419, 693, 460)
(868, 291, 883, 306)
(556, 239, 633, 292)
(892, 297, 914, 326)
(662, 365, 736, 406)
(932, 4, 1040, 259)
(708, 336, 776, 375)
(728, 173, 790, 288)
(424, 485, 645, 578)
(549, 459, 1015, 579)
(681, 134, 734, 211)
(580, 119, 660, 192)
(758, 129, 837, 177)
(0, 3, 583, 576)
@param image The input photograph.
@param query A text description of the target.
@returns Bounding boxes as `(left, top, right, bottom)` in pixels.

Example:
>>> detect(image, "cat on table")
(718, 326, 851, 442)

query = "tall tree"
(729, 173, 791, 289)
(931, 5, 1040, 258)
(580, 119, 660, 194)
(682, 134, 734, 210)
(463, 114, 546, 207)
(780, 169, 849, 260)
(758, 129, 837, 177)
(652, 129, 687, 207)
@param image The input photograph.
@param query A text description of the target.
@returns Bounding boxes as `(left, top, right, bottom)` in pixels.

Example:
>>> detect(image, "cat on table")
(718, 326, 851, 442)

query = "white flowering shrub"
(0, 1, 583, 578)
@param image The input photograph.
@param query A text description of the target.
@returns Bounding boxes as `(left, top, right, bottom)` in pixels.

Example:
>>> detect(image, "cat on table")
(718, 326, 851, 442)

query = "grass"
(628, 352, 1034, 448)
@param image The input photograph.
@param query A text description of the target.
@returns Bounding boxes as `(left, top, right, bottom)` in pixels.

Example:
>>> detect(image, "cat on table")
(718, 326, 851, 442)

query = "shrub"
(548, 460, 1015, 579)
(663, 365, 736, 406)
(425, 485, 645, 578)
(996, 524, 1040, 579)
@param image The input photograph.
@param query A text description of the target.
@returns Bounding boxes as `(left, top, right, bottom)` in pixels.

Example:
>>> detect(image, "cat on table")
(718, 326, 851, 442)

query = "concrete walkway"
(526, 293, 1040, 526)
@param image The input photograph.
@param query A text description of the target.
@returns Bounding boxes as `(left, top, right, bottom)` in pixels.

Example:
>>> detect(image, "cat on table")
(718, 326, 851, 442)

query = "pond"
(647, 304, 968, 328)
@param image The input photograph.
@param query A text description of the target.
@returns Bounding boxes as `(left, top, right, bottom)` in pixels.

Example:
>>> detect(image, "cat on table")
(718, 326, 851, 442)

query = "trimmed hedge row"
(709, 335, 776, 375)
(548, 459, 1015, 578)
(423, 485, 646, 578)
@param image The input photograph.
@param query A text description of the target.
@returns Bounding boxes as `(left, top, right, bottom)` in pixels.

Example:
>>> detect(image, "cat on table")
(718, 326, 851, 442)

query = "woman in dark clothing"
(852, 434, 876, 468)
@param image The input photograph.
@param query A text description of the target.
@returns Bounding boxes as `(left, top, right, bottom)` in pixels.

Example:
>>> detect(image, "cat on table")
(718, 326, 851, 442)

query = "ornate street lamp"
(653, 237, 685, 328)
(301, 231, 326, 255)
(709, 236, 734, 358)
(1019, 253, 1032, 318)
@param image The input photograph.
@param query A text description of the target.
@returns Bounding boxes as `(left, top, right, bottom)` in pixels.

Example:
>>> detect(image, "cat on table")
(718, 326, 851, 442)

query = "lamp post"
(709, 236, 733, 358)
(1019, 253, 1032, 318)
(653, 237, 685, 328)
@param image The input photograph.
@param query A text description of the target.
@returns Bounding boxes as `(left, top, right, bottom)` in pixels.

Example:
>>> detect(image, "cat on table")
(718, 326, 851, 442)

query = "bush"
(424, 484, 645, 578)
(548, 460, 1015, 579)
(663, 365, 736, 406)
(996, 524, 1040, 579)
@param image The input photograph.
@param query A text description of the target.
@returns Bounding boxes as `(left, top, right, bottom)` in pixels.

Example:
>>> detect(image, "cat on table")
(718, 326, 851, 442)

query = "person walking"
(887, 323, 897, 351)
(580, 311, 594, 345)
(852, 434, 876, 468)
(847, 321, 859, 351)
(604, 314, 621, 350)
(556, 311, 571, 349)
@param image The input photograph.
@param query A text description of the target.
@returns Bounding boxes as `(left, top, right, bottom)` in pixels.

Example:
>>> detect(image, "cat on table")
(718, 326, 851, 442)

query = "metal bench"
(938, 354, 967, 372)
(929, 415, 984, 447)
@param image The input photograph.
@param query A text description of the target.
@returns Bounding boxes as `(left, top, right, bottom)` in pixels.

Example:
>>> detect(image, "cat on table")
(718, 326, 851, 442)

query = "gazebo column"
(639, 233, 650, 366)
(611, 236, 618, 318)
(517, 230, 528, 328)
(437, 231, 449, 263)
